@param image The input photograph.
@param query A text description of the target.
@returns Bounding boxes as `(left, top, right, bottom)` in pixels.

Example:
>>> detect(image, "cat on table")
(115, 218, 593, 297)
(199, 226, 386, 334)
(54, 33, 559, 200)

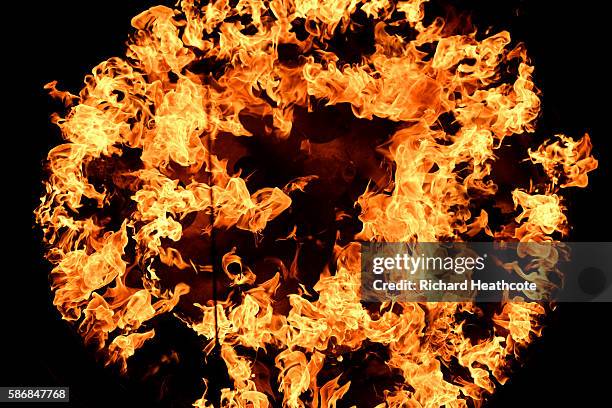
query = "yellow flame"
(36, 0, 597, 406)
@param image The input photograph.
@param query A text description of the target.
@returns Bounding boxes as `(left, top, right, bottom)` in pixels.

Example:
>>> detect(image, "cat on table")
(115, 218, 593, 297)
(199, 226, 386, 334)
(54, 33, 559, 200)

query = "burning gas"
(36, 0, 597, 407)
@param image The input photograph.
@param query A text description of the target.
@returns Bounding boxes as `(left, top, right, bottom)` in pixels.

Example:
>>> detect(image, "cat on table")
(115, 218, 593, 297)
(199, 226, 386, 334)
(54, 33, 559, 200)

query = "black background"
(6, 1, 610, 407)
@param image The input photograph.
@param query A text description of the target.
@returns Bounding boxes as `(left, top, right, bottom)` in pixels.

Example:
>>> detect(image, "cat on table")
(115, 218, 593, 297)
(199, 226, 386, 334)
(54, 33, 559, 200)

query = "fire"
(36, 0, 597, 407)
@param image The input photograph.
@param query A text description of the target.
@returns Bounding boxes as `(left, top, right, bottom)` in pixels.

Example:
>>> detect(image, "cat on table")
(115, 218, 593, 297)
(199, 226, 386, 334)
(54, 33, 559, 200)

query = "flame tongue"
(36, 0, 597, 407)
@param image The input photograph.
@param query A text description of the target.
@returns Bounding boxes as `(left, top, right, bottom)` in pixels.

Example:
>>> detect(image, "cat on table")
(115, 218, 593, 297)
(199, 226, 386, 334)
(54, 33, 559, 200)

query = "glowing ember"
(36, 0, 597, 406)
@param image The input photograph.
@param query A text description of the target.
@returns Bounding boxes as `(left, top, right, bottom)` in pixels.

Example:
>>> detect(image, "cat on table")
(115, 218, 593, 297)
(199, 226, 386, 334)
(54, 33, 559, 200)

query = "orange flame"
(36, 0, 597, 406)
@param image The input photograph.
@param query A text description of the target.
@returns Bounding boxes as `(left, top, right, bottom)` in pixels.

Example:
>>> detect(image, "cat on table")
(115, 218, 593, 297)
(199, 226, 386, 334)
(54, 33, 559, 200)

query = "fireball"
(36, 0, 597, 407)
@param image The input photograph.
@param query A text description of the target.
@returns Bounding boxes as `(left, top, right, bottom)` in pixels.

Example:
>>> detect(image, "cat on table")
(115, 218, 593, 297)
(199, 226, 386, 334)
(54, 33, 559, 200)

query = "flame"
(36, 0, 597, 407)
